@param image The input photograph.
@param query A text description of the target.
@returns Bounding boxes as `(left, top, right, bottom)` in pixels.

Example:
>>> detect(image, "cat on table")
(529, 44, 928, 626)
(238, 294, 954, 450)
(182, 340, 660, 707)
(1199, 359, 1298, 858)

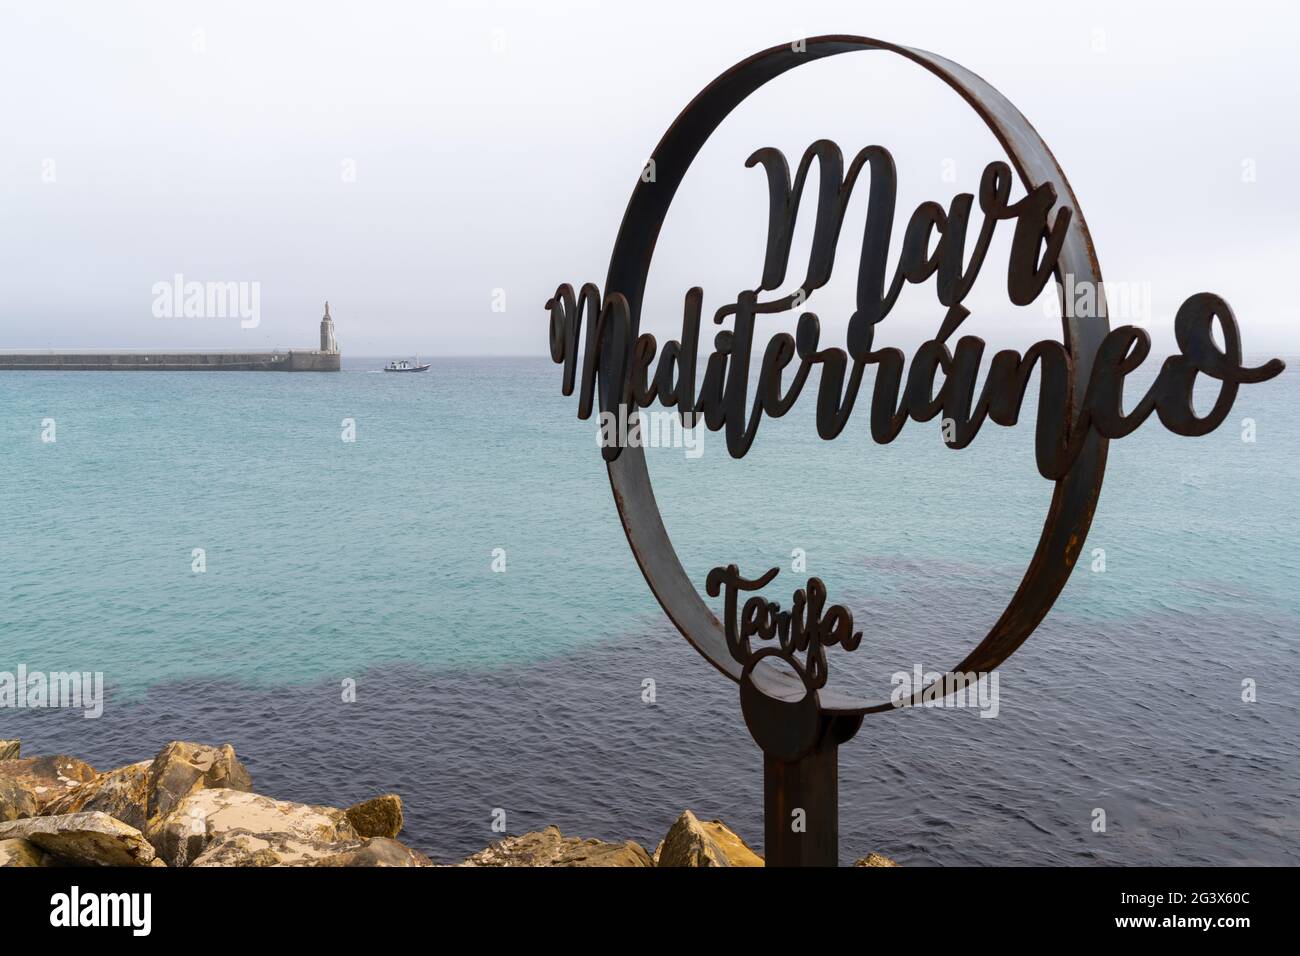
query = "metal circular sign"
(546, 34, 1283, 864)
(604, 36, 1107, 716)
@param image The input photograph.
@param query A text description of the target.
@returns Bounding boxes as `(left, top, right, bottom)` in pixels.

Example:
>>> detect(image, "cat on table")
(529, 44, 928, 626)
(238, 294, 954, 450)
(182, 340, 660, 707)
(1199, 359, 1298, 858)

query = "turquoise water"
(2, 358, 1294, 689)
(2, 360, 637, 684)
(2, 358, 1297, 864)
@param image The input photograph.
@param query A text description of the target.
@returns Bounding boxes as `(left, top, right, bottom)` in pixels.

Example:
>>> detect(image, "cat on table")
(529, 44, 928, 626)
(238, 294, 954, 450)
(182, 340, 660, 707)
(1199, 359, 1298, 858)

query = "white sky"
(1, 0, 1297, 357)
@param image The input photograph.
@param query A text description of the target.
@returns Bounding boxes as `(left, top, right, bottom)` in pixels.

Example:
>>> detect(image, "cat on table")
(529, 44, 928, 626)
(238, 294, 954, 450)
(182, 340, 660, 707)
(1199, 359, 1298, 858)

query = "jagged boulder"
(0, 740, 18, 760)
(314, 836, 431, 867)
(0, 755, 97, 820)
(0, 784, 38, 823)
(42, 760, 150, 831)
(146, 741, 253, 821)
(656, 810, 764, 867)
(150, 788, 356, 867)
(0, 812, 163, 866)
(0, 837, 52, 866)
(191, 831, 432, 867)
(39, 742, 253, 836)
(460, 826, 652, 867)
(853, 852, 900, 867)
(345, 794, 403, 839)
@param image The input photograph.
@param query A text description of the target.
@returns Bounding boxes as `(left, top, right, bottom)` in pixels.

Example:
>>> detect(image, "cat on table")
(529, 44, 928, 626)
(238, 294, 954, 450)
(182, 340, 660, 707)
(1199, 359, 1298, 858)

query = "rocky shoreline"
(0, 738, 897, 867)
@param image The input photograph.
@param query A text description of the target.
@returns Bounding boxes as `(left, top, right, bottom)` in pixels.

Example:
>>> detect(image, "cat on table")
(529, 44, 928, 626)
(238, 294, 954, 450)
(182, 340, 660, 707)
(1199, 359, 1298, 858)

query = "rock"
(191, 831, 432, 867)
(188, 831, 337, 867)
(0, 837, 52, 866)
(42, 760, 150, 831)
(656, 810, 764, 867)
(0, 812, 163, 866)
(0, 740, 18, 760)
(853, 852, 900, 867)
(460, 826, 652, 867)
(0, 784, 38, 823)
(0, 755, 97, 820)
(315, 836, 432, 867)
(150, 788, 356, 867)
(146, 741, 253, 822)
(37, 742, 252, 835)
(345, 794, 403, 839)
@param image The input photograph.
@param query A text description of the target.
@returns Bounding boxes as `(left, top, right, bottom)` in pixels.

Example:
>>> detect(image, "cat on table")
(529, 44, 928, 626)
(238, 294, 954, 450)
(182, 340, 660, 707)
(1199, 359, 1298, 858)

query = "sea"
(1, 356, 1297, 865)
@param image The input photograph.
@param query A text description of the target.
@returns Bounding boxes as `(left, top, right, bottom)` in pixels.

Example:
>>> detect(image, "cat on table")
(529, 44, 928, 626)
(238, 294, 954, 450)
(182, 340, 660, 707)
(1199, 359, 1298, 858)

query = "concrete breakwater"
(1, 302, 343, 371)
(0, 350, 340, 371)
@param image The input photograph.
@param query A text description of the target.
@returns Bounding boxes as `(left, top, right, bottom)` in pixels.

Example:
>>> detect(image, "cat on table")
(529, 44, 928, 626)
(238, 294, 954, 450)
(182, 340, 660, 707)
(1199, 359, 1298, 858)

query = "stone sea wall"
(0, 351, 339, 371)
(0, 738, 897, 867)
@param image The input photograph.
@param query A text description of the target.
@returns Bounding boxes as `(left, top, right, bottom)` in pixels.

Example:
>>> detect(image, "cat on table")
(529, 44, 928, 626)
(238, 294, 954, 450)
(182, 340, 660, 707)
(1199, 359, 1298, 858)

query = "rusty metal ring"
(603, 35, 1108, 716)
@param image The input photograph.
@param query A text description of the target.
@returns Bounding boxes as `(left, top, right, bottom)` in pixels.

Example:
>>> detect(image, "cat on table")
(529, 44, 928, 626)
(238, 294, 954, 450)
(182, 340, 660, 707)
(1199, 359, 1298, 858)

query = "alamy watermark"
(1049, 274, 1152, 326)
(0, 666, 104, 718)
(891, 664, 999, 718)
(50, 886, 150, 936)
(151, 273, 260, 328)
(597, 405, 705, 459)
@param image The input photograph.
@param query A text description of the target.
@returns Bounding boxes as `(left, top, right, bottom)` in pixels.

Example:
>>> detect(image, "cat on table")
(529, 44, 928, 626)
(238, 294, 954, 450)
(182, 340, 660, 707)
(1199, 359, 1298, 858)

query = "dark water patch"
(9, 604, 1299, 866)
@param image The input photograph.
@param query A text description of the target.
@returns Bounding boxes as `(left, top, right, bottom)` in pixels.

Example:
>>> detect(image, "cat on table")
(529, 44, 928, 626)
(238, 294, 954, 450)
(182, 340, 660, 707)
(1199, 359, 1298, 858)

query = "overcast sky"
(2, 0, 1297, 357)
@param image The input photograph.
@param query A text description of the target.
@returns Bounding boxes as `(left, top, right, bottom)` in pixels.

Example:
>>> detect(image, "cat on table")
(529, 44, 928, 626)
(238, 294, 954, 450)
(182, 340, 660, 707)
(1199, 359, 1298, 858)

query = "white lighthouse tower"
(320, 301, 338, 353)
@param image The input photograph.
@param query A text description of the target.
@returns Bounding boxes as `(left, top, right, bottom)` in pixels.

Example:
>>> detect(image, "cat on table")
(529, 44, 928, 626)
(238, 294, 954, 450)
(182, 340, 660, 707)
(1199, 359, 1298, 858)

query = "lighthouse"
(320, 301, 339, 353)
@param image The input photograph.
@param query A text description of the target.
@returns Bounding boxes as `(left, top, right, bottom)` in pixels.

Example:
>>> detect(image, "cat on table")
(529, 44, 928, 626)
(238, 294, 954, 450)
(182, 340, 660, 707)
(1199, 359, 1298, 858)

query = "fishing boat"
(384, 357, 430, 372)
